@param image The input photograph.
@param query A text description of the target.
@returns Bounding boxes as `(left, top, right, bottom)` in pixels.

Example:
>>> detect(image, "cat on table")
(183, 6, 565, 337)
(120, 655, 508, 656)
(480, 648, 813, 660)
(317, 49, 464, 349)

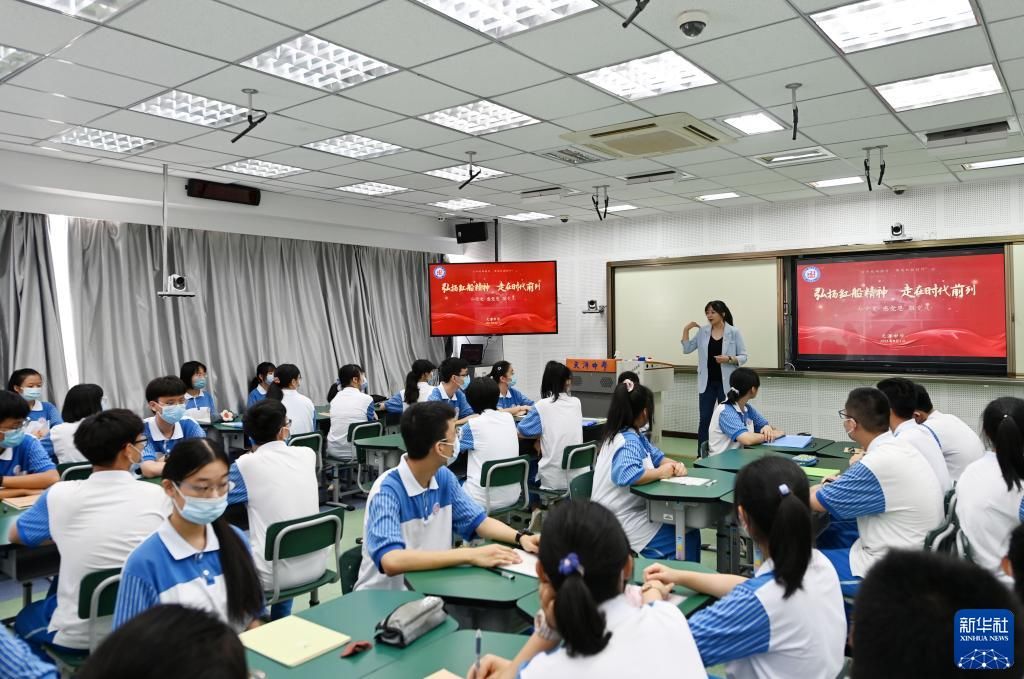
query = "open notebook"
(240, 616, 350, 667)
(661, 476, 715, 487)
(499, 548, 540, 578)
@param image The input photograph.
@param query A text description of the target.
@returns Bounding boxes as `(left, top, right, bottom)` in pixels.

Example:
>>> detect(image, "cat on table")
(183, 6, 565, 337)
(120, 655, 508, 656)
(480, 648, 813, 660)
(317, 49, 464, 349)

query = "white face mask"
(438, 436, 461, 465)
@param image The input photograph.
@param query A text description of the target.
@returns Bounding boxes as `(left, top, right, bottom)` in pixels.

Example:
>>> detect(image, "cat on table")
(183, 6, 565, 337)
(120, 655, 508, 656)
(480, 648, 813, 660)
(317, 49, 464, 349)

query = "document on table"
(662, 476, 715, 487)
(240, 616, 350, 667)
(802, 467, 841, 479)
(499, 548, 540, 578)
(768, 435, 814, 448)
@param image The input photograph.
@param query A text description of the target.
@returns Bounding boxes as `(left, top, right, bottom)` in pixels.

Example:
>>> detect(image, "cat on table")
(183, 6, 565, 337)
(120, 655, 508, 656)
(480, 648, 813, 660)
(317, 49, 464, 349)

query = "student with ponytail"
(384, 359, 436, 414)
(488, 361, 533, 415)
(468, 500, 705, 679)
(956, 396, 1024, 585)
(114, 438, 264, 632)
(266, 364, 315, 435)
(646, 457, 846, 678)
(246, 362, 276, 408)
(707, 367, 783, 456)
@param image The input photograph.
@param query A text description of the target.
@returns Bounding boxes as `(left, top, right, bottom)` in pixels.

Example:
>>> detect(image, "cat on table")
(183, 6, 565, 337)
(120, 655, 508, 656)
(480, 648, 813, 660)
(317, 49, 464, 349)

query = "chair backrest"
(77, 568, 121, 651)
(561, 442, 596, 470)
(480, 455, 531, 513)
(348, 421, 383, 443)
(698, 441, 710, 459)
(569, 470, 594, 500)
(925, 490, 966, 556)
(340, 545, 363, 595)
(288, 432, 324, 475)
(264, 507, 346, 562)
(58, 461, 92, 481)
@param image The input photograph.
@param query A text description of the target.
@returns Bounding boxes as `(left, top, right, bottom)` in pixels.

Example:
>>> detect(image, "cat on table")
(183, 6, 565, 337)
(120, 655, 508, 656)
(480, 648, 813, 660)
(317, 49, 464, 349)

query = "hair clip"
(728, 387, 740, 395)
(622, 379, 635, 392)
(558, 552, 585, 577)
(778, 483, 791, 497)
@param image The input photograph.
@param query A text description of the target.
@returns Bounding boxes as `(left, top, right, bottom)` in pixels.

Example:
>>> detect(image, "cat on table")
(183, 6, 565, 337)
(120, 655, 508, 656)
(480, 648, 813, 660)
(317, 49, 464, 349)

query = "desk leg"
(674, 504, 687, 561)
(22, 581, 31, 608)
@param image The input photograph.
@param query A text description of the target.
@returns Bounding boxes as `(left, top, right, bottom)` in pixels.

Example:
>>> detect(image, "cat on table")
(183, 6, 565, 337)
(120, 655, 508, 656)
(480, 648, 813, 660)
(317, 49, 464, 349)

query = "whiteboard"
(613, 258, 782, 369)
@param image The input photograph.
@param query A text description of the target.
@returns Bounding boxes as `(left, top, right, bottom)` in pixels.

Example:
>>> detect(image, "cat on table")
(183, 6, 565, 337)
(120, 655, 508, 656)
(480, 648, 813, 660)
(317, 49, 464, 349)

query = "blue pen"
(475, 629, 482, 674)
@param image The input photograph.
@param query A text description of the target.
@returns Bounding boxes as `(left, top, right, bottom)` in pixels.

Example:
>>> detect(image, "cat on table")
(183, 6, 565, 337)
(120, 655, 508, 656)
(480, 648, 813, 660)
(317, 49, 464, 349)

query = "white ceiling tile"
(827, 133, 923, 156)
(474, 175, 548, 192)
(609, 0, 797, 49)
(731, 59, 865, 107)
(0, 85, 113, 124)
(713, 169, 787, 186)
(802, 113, 908, 144)
(315, 0, 487, 68)
(0, 132, 36, 144)
(0, 111, 75, 139)
(360, 118, 470, 148)
(253, 147, 353, 170)
(847, 27, 992, 85)
(767, 90, 889, 126)
(182, 129, 290, 156)
(483, 122, 570, 152)
(554, 104, 651, 132)
(322, 161, 405, 180)
(681, 19, 835, 80)
(958, 165, 1024, 180)
(685, 157, 765, 177)
(722, 132, 818, 157)
(880, 161, 952, 180)
(979, 0, 1024, 22)
(654, 147, 739, 167)
(272, 171, 346, 187)
(1002, 58, 1024, 91)
(687, 195, 766, 206)
(136, 144, 244, 167)
(774, 158, 860, 180)
(504, 8, 663, 73)
(737, 179, 810, 194)
(525, 166, 607, 184)
(109, 0, 297, 62)
(897, 94, 1012, 132)
(640, 194, 697, 207)
(413, 44, 561, 98)
(9, 59, 164, 107)
(88, 110, 207, 142)
(495, 78, 620, 120)
(764, 189, 824, 201)
(233, 115, 341, 145)
(990, 17, 1024, 60)
(634, 84, 756, 119)
(277, 94, 402, 131)
(372, 150, 461, 172)
(0, 0, 92, 53)
(342, 72, 473, 116)
(92, 157, 171, 173)
(181, 65, 324, 113)
(382, 173, 453, 190)
(485, 153, 565, 174)
(584, 158, 669, 177)
(898, 173, 959, 186)
(0, 141, 96, 162)
(217, 0, 375, 29)
(421, 137, 518, 162)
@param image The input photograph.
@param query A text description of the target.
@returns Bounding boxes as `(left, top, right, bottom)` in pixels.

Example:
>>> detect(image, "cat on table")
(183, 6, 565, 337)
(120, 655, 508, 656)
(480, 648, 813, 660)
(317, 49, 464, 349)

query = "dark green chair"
(698, 441, 710, 459)
(44, 567, 121, 672)
(479, 455, 531, 516)
(349, 421, 384, 495)
(568, 470, 594, 500)
(535, 442, 597, 503)
(288, 431, 324, 480)
(263, 507, 346, 609)
(340, 544, 363, 595)
(57, 461, 92, 481)
(323, 421, 382, 509)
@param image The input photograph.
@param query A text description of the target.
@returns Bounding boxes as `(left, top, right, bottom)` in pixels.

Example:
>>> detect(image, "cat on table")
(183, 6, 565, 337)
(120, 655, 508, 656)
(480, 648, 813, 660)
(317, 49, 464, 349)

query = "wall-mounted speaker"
(186, 179, 261, 206)
(455, 221, 488, 244)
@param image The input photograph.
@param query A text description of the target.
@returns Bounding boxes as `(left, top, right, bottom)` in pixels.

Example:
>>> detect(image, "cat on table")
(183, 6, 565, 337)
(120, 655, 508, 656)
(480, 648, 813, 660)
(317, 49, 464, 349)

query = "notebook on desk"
(768, 435, 813, 449)
(662, 476, 715, 487)
(2, 494, 41, 510)
(499, 549, 540, 578)
(240, 616, 350, 667)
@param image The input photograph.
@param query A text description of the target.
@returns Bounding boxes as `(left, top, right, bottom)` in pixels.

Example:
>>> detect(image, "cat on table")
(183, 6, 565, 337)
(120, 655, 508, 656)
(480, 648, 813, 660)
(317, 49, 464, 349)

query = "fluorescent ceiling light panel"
(876, 64, 1002, 112)
(420, 100, 539, 135)
(430, 198, 491, 210)
(808, 176, 863, 188)
(962, 156, 1024, 170)
(22, 0, 138, 21)
(721, 113, 784, 135)
(304, 134, 404, 159)
(217, 159, 307, 178)
(243, 34, 398, 92)
(413, 0, 596, 38)
(0, 45, 39, 78)
(697, 192, 740, 201)
(50, 126, 159, 153)
(811, 0, 976, 54)
(577, 51, 716, 101)
(502, 212, 554, 221)
(335, 182, 408, 196)
(425, 165, 505, 182)
(751, 146, 836, 168)
(131, 90, 248, 128)
(607, 204, 638, 212)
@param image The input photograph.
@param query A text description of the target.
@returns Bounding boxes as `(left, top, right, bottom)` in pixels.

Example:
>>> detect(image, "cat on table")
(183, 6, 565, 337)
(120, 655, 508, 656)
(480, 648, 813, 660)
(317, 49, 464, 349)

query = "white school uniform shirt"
(228, 440, 326, 590)
(49, 420, 87, 464)
(326, 387, 376, 459)
(955, 452, 1024, 586)
(280, 389, 316, 435)
(592, 430, 665, 553)
(882, 420, 951, 491)
(688, 551, 846, 679)
(13, 471, 170, 649)
(459, 409, 521, 511)
(520, 595, 706, 679)
(518, 394, 583, 490)
(922, 410, 985, 480)
(707, 401, 770, 457)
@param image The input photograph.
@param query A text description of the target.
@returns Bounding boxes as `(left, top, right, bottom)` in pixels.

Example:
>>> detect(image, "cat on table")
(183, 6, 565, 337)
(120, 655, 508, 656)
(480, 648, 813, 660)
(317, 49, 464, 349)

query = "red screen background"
(428, 261, 558, 336)
(795, 252, 1006, 358)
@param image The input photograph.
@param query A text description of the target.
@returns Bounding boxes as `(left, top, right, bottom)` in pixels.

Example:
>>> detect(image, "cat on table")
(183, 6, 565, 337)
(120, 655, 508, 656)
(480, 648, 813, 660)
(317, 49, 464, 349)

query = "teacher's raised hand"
(682, 320, 700, 339)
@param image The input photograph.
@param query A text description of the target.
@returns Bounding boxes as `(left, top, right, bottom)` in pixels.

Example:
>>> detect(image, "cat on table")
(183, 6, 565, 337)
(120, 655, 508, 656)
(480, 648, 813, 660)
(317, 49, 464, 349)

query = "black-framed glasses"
(838, 410, 855, 421)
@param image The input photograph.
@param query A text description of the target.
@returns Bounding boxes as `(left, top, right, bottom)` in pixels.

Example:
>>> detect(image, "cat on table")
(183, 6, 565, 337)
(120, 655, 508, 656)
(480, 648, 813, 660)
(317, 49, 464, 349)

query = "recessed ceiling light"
(0, 45, 39, 79)
(607, 204, 638, 212)
(721, 113, 785, 136)
(217, 159, 307, 178)
(420, 100, 539, 135)
(876, 64, 1002, 112)
(243, 34, 398, 92)
(304, 134, 404, 159)
(696, 192, 740, 201)
(502, 212, 555, 221)
(413, 0, 596, 38)
(425, 165, 505, 182)
(808, 176, 864, 188)
(50, 126, 159, 153)
(962, 156, 1024, 170)
(335, 182, 409, 196)
(22, 0, 138, 21)
(576, 51, 716, 101)
(131, 90, 249, 128)
(811, 0, 976, 54)
(430, 198, 491, 210)
(750, 146, 837, 168)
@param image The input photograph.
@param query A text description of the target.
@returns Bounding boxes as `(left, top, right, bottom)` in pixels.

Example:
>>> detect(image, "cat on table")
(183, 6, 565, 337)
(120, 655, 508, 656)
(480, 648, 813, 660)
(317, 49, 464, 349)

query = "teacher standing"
(680, 300, 748, 446)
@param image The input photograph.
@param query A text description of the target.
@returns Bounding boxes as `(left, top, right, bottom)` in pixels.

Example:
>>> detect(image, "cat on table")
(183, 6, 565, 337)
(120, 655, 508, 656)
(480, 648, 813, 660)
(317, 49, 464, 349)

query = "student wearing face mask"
(0, 390, 58, 499)
(8, 368, 63, 462)
(139, 377, 206, 478)
(326, 364, 377, 460)
(180, 361, 215, 421)
(354, 401, 539, 591)
(246, 362, 276, 409)
(10, 410, 170, 652)
(427, 357, 475, 425)
(385, 359, 437, 415)
(266, 364, 315, 435)
(488, 361, 533, 416)
(114, 438, 264, 631)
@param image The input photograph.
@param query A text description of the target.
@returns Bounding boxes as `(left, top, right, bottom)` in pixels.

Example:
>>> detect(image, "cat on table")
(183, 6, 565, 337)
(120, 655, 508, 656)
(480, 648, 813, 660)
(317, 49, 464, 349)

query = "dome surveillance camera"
(559, 215, 569, 223)
(892, 185, 907, 195)
(677, 10, 708, 38)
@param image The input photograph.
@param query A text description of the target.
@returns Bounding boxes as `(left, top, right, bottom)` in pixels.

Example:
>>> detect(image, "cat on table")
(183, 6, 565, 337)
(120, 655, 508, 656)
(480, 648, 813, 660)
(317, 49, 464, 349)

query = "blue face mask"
(265, 373, 275, 386)
(439, 436, 461, 465)
(193, 377, 207, 390)
(159, 404, 186, 425)
(459, 375, 470, 391)
(360, 379, 369, 393)
(100, 397, 111, 411)
(1, 427, 25, 448)
(508, 375, 517, 388)
(174, 485, 228, 525)
(21, 387, 42, 402)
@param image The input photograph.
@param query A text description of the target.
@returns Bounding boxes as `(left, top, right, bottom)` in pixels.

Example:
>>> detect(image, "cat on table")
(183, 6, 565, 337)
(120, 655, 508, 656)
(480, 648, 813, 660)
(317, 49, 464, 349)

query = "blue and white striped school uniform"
(426, 385, 474, 418)
(247, 385, 267, 409)
(0, 435, 55, 479)
(26, 400, 62, 461)
(384, 382, 434, 414)
(497, 386, 533, 410)
(184, 390, 215, 415)
(0, 627, 56, 679)
(140, 416, 205, 462)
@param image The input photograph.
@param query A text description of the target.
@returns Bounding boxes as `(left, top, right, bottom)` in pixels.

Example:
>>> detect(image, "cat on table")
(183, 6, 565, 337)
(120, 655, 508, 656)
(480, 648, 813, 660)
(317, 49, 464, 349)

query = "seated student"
(0, 391, 58, 498)
(1003, 524, 1024, 604)
(139, 376, 205, 478)
(646, 457, 846, 678)
(957, 396, 1024, 586)
(8, 368, 63, 462)
(707, 368, 783, 456)
(181, 360, 215, 421)
(228, 400, 324, 620)
(876, 378, 951, 491)
(460, 378, 521, 511)
(426, 357, 475, 425)
(353, 401, 539, 591)
(325, 364, 376, 460)
(913, 382, 984, 480)
(810, 387, 944, 600)
(266, 364, 315, 435)
(49, 383, 104, 464)
(385, 359, 436, 415)
(517, 361, 583, 491)
(114, 439, 263, 631)
(0, 626, 56, 679)
(468, 500, 706, 679)
(78, 605, 248, 679)
(591, 380, 697, 561)
(246, 362, 276, 409)
(488, 361, 533, 416)
(10, 410, 169, 651)
(852, 550, 1024, 679)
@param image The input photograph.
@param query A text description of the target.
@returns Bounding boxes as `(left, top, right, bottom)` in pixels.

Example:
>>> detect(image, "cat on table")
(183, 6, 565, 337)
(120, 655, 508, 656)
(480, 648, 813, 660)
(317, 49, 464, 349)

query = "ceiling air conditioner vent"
(538, 147, 613, 165)
(924, 120, 1010, 148)
(561, 113, 734, 158)
(625, 170, 684, 184)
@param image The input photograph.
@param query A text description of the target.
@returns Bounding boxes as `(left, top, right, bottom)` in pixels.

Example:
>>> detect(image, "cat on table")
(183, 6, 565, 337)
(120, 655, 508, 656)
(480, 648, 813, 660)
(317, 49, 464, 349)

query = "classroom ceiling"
(1, 0, 1023, 225)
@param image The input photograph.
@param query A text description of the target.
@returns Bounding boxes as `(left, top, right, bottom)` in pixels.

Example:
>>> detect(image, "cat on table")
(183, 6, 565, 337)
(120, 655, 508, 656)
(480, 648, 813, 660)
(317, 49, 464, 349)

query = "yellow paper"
(2, 494, 42, 510)
(240, 616, 350, 667)
(424, 671, 462, 679)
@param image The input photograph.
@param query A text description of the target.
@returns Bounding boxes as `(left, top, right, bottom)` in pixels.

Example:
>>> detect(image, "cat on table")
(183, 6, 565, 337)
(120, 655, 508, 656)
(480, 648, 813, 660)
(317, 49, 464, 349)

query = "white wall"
(498, 176, 1024, 440)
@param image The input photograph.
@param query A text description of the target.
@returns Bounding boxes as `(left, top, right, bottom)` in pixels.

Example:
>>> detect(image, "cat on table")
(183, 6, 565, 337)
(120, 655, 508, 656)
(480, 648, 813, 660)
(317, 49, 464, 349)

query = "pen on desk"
(486, 567, 515, 581)
(475, 629, 482, 674)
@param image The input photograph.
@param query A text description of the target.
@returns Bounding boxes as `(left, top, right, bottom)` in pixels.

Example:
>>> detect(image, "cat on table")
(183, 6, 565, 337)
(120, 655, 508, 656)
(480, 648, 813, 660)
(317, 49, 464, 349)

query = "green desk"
(754, 437, 834, 453)
(630, 468, 735, 560)
(355, 434, 407, 481)
(695, 449, 850, 475)
(816, 441, 857, 459)
(721, 490, 735, 505)
(0, 504, 60, 606)
(405, 562, 538, 605)
(362, 630, 526, 679)
(246, 590, 458, 678)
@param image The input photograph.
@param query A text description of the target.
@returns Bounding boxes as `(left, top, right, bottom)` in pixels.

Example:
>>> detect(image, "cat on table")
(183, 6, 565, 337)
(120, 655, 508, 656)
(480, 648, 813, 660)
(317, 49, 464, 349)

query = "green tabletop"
(406, 562, 539, 604)
(754, 437, 834, 453)
(816, 441, 857, 459)
(356, 434, 406, 452)
(362, 630, 526, 679)
(630, 467, 736, 502)
(695, 449, 849, 475)
(245, 590, 458, 678)
(721, 490, 735, 505)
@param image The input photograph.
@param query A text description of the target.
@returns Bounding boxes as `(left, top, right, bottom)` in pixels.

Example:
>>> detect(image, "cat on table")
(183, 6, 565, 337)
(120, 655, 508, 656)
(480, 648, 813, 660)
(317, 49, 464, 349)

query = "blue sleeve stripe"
(610, 439, 648, 486)
(452, 479, 487, 537)
(0, 629, 57, 678)
(517, 409, 542, 437)
(718, 407, 748, 441)
(747, 404, 769, 431)
(457, 392, 474, 418)
(113, 572, 159, 629)
(25, 438, 56, 473)
(366, 403, 376, 421)
(1019, 497, 1024, 523)
(385, 393, 402, 414)
(16, 489, 51, 546)
(816, 462, 886, 519)
(459, 424, 475, 451)
(227, 465, 248, 505)
(688, 578, 772, 667)
(366, 489, 406, 571)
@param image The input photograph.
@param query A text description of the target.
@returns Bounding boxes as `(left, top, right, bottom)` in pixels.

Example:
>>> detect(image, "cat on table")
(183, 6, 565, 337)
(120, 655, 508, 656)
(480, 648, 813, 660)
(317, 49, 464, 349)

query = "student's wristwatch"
(515, 529, 534, 548)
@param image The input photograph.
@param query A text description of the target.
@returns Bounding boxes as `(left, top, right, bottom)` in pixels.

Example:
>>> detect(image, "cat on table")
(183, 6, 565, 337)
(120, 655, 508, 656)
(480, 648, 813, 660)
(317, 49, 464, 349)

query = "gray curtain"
(0, 210, 68, 403)
(67, 219, 443, 413)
